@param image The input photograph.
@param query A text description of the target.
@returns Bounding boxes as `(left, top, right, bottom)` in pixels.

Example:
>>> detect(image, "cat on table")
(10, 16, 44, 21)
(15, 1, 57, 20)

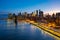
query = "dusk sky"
(0, 0, 60, 14)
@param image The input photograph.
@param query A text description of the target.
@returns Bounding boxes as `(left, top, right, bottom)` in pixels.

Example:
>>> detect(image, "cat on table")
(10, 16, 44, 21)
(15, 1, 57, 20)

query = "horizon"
(0, 0, 60, 15)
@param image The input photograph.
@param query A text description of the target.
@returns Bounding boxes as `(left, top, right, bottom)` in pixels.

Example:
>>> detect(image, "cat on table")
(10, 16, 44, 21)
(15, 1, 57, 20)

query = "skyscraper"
(35, 10, 38, 17)
(56, 12, 60, 18)
(56, 12, 60, 26)
(39, 9, 43, 18)
(18, 12, 21, 16)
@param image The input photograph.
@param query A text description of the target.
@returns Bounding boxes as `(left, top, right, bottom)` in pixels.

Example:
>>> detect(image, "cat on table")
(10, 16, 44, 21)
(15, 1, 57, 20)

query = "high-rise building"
(52, 13, 55, 18)
(52, 13, 56, 22)
(18, 12, 21, 16)
(56, 12, 60, 26)
(24, 12, 27, 16)
(56, 12, 60, 18)
(35, 10, 38, 17)
(31, 12, 33, 16)
(39, 9, 43, 18)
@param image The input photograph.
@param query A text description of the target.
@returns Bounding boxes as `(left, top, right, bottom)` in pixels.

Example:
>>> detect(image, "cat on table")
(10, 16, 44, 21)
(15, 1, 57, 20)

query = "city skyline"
(0, 0, 60, 40)
(0, 0, 60, 15)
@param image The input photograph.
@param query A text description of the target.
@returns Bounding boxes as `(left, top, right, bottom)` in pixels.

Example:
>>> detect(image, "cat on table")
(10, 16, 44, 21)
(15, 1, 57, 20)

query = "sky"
(0, 0, 60, 14)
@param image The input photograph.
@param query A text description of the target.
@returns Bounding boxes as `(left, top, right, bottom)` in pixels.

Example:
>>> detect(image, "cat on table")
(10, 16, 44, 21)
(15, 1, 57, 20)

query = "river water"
(0, 20, 56, 40)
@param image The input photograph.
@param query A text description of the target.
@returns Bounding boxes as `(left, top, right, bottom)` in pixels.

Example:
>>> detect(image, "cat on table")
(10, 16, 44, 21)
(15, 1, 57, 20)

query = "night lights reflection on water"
(0, 20, 56, 40)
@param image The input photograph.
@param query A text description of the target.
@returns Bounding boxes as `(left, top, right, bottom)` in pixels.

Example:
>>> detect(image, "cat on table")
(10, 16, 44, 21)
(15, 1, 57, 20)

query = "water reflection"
(0, 20, 56, 40)
(18, 22, 26, 32)
(30, 25, 36, 32)
(7, 20, 17, 29)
